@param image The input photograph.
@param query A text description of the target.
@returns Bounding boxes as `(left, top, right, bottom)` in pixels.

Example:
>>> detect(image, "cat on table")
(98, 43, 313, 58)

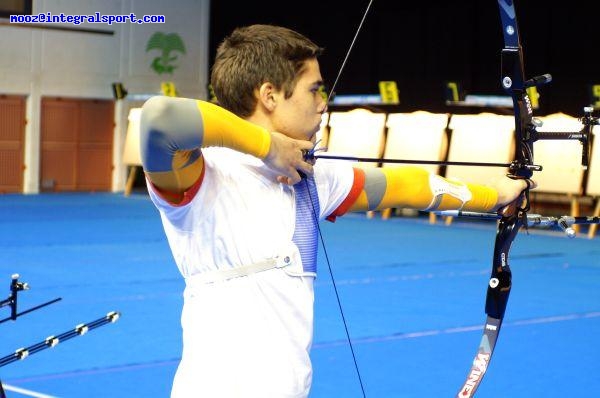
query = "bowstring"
(326, 0, 376, 104)
(304, 178, 367, 397)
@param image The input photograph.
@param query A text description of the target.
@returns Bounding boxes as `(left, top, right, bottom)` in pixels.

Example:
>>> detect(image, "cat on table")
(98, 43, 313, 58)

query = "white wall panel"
(0, 0, 210, 192)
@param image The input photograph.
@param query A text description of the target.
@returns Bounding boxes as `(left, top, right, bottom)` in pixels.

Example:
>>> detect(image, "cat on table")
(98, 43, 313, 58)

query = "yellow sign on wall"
(447, 82, 460, 102)
(161, 81, 178, 97)
(591, 85, 600, 108)
(378, 81, 400, 104)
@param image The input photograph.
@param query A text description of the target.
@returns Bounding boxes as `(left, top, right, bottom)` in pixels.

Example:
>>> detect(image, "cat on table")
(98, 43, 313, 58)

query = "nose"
(318, 100, 328, 114)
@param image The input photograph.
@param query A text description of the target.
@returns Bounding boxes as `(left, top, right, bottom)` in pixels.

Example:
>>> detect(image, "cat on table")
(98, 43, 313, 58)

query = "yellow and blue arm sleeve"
(139, 96, 271, 196)
(347, 166, 498, 213)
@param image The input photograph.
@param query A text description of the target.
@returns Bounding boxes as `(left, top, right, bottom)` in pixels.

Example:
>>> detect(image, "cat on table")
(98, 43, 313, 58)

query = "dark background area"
(209, 0, 599, 116)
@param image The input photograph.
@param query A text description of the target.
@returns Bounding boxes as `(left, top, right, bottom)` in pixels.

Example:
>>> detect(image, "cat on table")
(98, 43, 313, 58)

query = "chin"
(310, 123, 320, 136)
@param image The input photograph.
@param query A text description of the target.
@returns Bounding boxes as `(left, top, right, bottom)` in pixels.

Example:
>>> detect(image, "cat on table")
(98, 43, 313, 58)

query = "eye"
(314, 84, 328, 101)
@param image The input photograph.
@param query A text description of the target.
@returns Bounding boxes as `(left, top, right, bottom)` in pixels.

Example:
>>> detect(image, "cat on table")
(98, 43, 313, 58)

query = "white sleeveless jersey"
(147, 147, 353, 397)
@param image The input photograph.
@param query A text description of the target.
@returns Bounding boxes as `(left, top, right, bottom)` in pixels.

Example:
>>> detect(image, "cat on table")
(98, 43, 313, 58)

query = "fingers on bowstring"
(297, 149, 314, 172)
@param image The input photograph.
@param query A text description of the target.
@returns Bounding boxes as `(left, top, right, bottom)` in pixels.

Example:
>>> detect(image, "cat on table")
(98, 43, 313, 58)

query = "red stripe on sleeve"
(149, 165, 206, 207)
(326, 167, 366, 222)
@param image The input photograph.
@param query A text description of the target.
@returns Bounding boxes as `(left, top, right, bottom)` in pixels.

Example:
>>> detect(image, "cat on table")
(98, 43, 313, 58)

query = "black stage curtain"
(210, 1, 599, 116)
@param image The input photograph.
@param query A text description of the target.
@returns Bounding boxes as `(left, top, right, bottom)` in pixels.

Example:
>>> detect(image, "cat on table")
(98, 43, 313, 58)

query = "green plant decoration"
(146, 32, 186, 75)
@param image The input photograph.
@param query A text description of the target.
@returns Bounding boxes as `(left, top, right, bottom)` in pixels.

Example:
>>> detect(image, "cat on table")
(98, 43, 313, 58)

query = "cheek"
(302, 97, 320, 114)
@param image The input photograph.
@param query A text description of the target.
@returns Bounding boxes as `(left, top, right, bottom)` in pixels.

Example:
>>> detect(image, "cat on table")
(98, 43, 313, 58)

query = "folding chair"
(381, 111, 449, 220)
(326, 108, 387, 217)
(443, 113, 515, 224)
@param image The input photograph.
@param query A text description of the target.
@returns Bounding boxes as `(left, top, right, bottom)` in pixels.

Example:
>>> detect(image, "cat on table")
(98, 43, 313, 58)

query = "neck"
(245, 113, 272, 131)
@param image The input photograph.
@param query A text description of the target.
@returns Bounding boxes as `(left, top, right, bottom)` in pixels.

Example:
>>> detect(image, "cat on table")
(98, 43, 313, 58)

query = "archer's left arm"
(347, 166, 498, 213)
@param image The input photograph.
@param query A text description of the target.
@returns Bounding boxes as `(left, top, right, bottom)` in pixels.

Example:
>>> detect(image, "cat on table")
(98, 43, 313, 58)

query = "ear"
(257, 82, 278, 112)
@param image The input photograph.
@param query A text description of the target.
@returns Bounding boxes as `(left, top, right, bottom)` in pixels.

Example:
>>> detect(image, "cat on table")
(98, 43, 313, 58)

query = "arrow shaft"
(314, 154, 511, 168)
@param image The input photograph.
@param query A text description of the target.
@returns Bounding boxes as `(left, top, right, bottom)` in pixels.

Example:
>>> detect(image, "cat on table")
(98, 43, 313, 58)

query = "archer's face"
(271, 58, 327, 142)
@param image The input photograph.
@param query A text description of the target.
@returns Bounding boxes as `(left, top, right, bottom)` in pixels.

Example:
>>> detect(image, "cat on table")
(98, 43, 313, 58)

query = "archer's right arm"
(139, 96, 271, 202)
(139, 96, 313, 203)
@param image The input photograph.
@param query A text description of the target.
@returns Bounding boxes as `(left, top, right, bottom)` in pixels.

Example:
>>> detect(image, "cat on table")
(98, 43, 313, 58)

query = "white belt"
(185, 251, 300, 286)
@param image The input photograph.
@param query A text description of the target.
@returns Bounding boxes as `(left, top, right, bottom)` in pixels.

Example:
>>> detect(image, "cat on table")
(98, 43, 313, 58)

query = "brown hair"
(211, 24, 323, 117)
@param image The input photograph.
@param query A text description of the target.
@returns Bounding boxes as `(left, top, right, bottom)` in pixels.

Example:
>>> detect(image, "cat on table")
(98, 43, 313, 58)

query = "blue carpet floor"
(0, 193, 598, 397)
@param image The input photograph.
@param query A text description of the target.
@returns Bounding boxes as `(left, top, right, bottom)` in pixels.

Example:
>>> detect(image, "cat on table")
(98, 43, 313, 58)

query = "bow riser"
(500, 48, 536, 179)
(507, 87, 536, 179)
